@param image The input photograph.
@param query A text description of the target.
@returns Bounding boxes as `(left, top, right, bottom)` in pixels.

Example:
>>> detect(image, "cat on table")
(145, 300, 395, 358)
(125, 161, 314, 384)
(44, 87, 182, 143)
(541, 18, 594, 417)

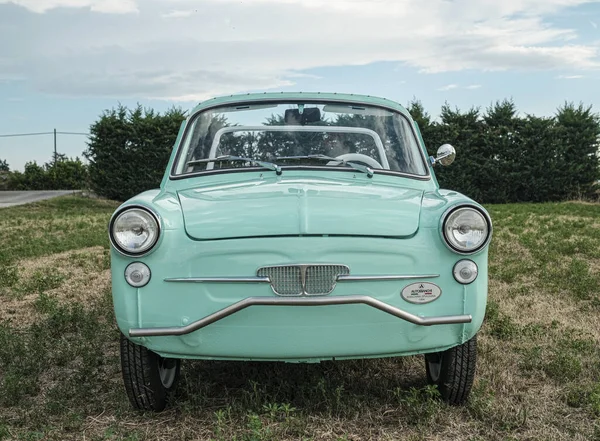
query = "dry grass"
(0, 247, 110, 327)
(0, 197, 599, 441)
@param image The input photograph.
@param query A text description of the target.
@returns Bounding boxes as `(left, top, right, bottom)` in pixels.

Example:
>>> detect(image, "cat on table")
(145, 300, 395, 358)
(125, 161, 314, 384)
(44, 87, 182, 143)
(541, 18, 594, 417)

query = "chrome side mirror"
(430, 144, 456, 166)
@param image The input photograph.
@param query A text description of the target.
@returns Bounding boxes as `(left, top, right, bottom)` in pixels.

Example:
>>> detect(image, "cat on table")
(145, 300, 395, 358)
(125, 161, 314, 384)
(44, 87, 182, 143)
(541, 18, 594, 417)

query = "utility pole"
(53, 128, 57, 163)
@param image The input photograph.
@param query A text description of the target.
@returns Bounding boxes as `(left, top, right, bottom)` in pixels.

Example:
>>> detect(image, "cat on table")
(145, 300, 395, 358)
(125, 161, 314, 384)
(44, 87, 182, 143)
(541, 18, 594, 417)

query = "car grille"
(257, 264, 350, 296)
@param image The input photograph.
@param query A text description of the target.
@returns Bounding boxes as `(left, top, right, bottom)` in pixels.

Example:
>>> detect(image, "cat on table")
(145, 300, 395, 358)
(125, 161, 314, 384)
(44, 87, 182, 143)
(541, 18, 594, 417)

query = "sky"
(0, 0, 599, 171)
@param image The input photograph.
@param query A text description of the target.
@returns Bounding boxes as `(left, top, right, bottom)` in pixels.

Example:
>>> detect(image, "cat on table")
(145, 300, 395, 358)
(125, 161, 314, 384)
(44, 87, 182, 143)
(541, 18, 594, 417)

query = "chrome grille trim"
(337, 274, 439, 281)
(164, 276, 270, 283)
(163, 273, 439, 286)
(257, 264, 350, 296)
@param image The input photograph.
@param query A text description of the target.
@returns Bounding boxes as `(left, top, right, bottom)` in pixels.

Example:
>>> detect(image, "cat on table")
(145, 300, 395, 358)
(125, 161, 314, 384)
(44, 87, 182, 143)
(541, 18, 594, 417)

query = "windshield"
(173, 101, 428, 177)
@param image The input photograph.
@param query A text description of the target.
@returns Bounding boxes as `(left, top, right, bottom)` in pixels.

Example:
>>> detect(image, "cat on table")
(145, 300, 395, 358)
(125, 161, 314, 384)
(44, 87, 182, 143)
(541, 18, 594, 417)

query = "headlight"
(442, 206, 491, 254)
(110, 207, 160, 256)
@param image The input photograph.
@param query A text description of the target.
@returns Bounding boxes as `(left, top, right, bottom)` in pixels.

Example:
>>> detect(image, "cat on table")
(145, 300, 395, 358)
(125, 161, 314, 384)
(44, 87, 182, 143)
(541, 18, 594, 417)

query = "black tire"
(424, 334, 477, 405)
(120, 333, 181, 412)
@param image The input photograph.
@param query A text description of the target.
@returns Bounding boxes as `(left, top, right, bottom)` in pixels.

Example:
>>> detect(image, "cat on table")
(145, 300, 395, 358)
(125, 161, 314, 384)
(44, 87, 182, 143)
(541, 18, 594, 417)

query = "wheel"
(424, 334, 477, 405)
(120, 333, 181, 412)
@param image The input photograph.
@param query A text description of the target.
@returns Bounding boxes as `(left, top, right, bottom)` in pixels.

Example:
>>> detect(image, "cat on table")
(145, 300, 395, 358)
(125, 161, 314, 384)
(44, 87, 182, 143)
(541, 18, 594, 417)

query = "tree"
(0, 159, 8, 172)
(85, 104, 186, 201)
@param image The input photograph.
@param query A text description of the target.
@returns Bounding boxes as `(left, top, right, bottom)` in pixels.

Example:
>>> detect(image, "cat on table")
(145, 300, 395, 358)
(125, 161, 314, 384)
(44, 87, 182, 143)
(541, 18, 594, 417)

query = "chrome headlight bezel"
(441, 204, 492, 255)
(109, 205, 161, 257)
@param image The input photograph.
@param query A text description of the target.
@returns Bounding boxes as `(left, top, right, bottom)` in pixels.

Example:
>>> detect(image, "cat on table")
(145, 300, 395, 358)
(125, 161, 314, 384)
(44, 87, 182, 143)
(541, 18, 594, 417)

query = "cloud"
(437, 84, 483, 91)
(0, 0, 138, 13)
(0, 0, 598, 100)
(437, 84, 459, 91)
(591, 20, 598, 29)
(556, 74, 585, 79)
(162, 9, 196, 19)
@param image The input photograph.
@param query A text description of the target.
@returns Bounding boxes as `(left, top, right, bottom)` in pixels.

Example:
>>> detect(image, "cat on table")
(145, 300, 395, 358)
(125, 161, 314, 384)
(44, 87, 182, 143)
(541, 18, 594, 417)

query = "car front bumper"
(128, 295, 472, 337)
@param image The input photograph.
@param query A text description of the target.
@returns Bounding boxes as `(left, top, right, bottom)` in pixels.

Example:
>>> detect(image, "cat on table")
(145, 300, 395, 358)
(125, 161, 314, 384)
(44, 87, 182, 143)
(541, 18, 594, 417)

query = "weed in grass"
(590, 384, 600, 415)
(0, 370, 40, 407)
(566, 383, 600, 416)
(520, 322, 545, 338)
(245, 413, 273, 441)
(546, 258, 600, 301)
(262, 402, 296, 421)
(16, 268, 64, 297)
(0, 426, 10, 441)
(16, 431, 45, 441)
(214, 407, 233, 440)
(518, 345, 543, 376)
(467, 382, 496, 426)
(392, 385, 441, 426)
(34, 292, 60, 314)
(566, 385, 588, 408)
(0, 264, 18, 289)
(545, 350, 582, 382)
(485, 300, 519, 340)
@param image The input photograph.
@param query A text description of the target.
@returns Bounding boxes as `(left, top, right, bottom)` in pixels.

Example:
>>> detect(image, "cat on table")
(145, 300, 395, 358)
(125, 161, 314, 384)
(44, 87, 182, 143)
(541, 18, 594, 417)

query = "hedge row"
(409, 100, 600, 203)
(0, 156, 88, 191)
(83, 101, 599, 203)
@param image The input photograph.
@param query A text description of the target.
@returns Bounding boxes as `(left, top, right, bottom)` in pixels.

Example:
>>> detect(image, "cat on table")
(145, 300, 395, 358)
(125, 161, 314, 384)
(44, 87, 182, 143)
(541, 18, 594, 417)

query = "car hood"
(177, 179, 423, 240)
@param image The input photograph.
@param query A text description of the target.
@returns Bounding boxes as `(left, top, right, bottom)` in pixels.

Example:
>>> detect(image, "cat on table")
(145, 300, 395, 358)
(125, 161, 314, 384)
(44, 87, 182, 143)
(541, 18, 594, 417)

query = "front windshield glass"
(173, 101, 428, 177)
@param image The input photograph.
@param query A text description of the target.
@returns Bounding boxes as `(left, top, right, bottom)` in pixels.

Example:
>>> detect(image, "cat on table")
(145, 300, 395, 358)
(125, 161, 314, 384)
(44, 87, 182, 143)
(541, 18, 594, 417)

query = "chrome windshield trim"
(164, 276, 270, 283)
(169, 98, 431, 180)
(128, 295, 472, 337)
(337, 274, 439, 281)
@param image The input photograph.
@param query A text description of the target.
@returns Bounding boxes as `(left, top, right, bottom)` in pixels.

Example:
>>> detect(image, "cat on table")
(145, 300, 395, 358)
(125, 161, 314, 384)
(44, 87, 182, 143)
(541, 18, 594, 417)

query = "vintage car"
(109, 92, 492, 411)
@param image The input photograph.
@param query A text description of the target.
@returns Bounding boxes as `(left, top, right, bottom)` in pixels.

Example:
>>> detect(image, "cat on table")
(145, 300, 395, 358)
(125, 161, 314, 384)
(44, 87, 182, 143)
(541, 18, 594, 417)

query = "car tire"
(120, 333, 181, 412)
(424, 334, 477, 405)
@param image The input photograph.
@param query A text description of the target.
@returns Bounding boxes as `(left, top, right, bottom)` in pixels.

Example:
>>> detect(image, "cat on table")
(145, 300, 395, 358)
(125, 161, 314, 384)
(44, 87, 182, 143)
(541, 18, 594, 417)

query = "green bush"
(6, 155, 88, 191)
(84, 104, 186, 201)
(0, 159, 10, 190)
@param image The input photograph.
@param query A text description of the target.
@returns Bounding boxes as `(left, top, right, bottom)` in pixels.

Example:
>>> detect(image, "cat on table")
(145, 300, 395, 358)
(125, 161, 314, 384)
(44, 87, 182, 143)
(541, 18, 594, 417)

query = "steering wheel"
(327, 153, 384, 169)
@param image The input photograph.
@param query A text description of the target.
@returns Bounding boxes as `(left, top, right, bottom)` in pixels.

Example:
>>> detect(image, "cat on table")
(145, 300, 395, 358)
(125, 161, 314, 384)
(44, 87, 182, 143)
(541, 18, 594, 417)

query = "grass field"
(0, 196, 599, 440)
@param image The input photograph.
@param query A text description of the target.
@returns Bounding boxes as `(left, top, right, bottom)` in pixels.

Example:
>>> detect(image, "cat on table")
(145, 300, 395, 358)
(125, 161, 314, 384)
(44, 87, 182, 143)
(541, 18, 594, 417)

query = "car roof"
(190, 92, 411, 117)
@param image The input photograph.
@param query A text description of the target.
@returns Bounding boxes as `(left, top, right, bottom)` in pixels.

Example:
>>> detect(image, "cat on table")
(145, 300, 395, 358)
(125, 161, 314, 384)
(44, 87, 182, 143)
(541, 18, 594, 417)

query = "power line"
(56, 132, 89, 136)
(0, 132, 54, 138)
(0, 131, 89, 138)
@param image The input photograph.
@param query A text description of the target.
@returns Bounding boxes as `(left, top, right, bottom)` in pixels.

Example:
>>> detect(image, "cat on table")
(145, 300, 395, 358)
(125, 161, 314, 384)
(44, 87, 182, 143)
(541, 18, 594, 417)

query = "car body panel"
(177, 178, 424, 240)
(111, 92, 491, 363)
(111, 232, 487, 362)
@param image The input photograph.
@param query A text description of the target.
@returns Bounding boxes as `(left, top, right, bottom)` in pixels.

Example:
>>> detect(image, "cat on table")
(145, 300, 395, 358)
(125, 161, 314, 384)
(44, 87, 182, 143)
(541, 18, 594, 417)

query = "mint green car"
(110, 92, 492, 411)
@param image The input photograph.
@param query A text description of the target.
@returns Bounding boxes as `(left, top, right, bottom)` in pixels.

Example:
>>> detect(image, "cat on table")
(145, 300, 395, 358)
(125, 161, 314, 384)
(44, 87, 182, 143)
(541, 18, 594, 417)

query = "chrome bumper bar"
(128, 295, 472, 337)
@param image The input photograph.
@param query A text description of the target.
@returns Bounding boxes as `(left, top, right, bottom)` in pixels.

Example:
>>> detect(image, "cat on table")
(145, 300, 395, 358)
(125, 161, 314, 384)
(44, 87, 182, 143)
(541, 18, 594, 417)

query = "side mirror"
(430, 144, 456, 166)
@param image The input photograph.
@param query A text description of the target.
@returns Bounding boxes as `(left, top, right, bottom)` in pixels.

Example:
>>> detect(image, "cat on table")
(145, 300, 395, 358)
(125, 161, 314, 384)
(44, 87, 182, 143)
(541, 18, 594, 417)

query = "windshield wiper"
(187, 155, 282, 175)
(275, 154, 374, 178)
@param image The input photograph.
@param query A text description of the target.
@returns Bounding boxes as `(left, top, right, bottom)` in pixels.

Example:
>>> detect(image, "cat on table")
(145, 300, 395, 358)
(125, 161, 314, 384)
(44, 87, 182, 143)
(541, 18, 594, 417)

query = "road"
(0, 191, 80, 208)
